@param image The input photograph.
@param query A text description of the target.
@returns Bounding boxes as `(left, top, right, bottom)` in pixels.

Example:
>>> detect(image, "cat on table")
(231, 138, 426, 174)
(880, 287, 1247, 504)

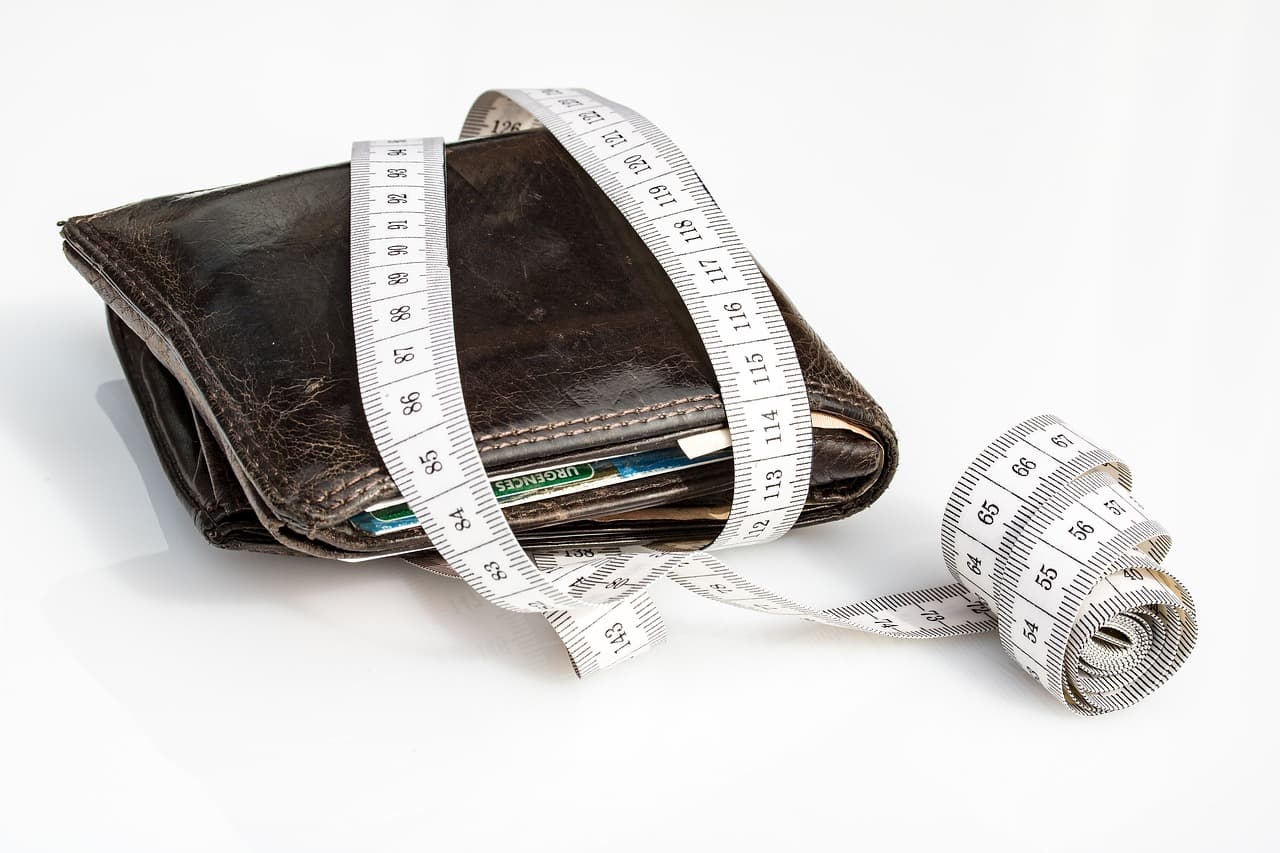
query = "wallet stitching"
(807, 381, 875, 412)
(475, 402, 726, 451)
(472, 394, 720, 442)
(310, 471, 392, 506)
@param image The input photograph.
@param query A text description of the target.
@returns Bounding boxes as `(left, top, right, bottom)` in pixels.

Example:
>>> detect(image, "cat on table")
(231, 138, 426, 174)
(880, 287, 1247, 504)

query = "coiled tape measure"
(350, 88, 1196, 714)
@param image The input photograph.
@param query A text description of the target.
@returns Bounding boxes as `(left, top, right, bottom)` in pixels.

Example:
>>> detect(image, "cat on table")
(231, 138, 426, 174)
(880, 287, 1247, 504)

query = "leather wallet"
(61, 128, 898, 568)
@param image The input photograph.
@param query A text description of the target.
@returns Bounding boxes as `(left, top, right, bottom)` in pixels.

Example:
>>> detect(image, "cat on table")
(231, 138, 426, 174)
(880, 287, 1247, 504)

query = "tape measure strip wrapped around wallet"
(460, 88, 816, 552)
(353, 87, 816, 676)
(352, 91, 1196, 711)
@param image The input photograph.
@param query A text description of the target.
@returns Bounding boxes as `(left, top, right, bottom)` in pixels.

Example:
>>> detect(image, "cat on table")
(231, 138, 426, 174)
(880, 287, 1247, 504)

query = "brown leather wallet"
(60, 128, 897, 568)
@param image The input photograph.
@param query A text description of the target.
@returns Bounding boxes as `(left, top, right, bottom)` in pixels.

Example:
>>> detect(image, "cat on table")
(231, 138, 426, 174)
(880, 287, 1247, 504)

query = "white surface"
(1, 1, 1276, 850)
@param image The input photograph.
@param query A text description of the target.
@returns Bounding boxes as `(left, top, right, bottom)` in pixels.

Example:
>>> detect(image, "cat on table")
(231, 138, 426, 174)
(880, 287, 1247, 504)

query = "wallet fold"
(62, 128, 898, 561)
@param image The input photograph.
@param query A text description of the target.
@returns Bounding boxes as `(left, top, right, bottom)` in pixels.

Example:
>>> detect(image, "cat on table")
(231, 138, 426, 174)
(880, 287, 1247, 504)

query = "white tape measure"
(350, 89, 1197, 712)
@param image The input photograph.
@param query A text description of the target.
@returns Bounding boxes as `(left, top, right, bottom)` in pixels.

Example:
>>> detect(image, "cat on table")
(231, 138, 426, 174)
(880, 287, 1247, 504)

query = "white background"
(2, 1, 1276, 850)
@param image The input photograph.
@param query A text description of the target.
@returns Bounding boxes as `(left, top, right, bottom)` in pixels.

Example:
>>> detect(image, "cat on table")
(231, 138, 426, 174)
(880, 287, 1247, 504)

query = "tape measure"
(350, 89, 1197, 713)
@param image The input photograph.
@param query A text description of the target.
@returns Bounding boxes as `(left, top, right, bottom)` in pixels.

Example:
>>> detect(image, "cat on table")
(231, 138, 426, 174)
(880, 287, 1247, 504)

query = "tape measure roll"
(940, 415, 1197, 713)
(349, 91, 1197, 711)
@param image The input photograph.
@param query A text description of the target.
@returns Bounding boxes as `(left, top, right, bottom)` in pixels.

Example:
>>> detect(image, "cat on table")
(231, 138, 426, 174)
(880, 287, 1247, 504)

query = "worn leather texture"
(61, 128, 898, 561)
